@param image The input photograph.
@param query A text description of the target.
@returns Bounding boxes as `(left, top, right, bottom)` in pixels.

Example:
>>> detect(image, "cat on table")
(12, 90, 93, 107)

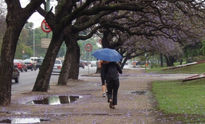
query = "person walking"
(100, 60, 107, 97)
(103, 62, 122, 109)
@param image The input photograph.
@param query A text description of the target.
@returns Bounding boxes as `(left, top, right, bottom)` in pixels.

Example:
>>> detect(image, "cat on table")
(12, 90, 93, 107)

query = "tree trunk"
(0, 25, 22, 105)
(0, 0, 44, 106)
(67, 40, 80, 79)
(160, 53, 164, 67)
(102, 29, 112, 48)
(121, 56, 128, 69)
(180, 59, 183, 65)
(33, 0, 75, 88)
(57, 46, 71, 85)
(0, 6, 28, 105)
(165, 56, 175, 67)
(95, 29, 113, 73)
(32, 33, 64, 91)
(58, 32, 79, 85)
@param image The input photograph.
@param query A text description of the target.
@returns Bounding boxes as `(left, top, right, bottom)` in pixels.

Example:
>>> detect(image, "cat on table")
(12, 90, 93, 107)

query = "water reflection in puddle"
(0, 118, 49, 123)
(27, 95, 83, 105)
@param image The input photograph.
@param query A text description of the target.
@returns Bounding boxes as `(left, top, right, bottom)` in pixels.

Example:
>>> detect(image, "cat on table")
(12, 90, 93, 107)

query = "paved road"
(11, 66, 97, 94)
(11, 66, 193, 94)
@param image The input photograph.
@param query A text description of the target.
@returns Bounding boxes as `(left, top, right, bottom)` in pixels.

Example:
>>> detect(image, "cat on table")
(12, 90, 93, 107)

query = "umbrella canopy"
(92, 48, 122, 62)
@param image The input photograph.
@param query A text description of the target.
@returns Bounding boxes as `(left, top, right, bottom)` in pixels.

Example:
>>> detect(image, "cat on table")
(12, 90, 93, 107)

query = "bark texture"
(32, 34, 64, 91)
(58, 29, 80, 85)
(67, 41, 80, 79)
(160, 54, 164, 67)
(0, 0, 43, 105)
(57, 46, 71, 85)
(0, 25, 21, 105)
(165, 56, 176, 67)
(33, 0, 74, 91)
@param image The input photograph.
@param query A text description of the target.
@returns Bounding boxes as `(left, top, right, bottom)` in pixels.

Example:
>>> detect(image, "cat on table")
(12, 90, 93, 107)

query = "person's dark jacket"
(103, 62, 122, 81)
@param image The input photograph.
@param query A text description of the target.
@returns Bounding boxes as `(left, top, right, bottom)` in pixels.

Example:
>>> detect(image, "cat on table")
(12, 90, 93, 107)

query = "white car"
(52, 59, 62, 73)
(90, 61, 97, 67)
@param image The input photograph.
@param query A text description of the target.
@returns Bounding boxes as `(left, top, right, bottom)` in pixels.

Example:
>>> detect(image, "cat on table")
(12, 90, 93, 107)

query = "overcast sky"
(20, 0, 57, 29)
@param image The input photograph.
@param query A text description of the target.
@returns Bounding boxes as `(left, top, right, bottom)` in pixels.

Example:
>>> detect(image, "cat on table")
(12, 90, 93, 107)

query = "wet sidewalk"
(0, 69, 190, 124)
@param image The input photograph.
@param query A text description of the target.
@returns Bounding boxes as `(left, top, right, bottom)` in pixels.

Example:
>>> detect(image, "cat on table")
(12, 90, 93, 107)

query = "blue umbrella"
(92, 48, 122, 62)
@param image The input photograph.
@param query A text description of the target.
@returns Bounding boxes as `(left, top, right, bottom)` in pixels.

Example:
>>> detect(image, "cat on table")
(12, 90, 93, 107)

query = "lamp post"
(33, 29, 35, 57)
(46, 0, 50, 38)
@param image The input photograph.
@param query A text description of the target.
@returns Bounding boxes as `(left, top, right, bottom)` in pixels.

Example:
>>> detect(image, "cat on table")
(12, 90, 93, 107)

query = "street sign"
(98, 39, 102, 44)
(41, 38, 51, 48)
(84, 43, 93, 52)
(41, 19, 52, 33)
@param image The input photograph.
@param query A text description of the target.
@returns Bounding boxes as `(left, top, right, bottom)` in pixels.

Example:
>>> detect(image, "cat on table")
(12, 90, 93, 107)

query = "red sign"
(41, 19, 52, 33)
(84, 43, 93, 52)
(98, 39, 102, 44)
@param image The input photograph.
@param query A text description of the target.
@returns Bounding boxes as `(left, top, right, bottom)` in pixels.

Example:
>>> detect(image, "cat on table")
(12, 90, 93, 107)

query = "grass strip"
(148, 63, 205, 74)
(152, 79, 205, 115)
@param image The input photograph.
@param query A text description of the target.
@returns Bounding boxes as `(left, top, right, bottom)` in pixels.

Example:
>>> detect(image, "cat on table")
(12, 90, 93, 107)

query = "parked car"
(82, 60, 90, 66)
(14, 59, 27, 72)
(52, 59, 62, 73)
(12, 67, 20, 83)
(36, 58, 43, 69)
(90, 61, 97, 67)
(136, 61, 145, 65)
(79, 61, 85, 68)
(85, 61, 91, 65)
(30, 57, 38, 62)
(20, 60, 28, 72)
(24, 59, 35, 71)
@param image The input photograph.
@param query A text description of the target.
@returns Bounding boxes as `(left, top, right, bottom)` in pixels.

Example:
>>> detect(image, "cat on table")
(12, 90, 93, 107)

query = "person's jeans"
(106, 79, 119, 105)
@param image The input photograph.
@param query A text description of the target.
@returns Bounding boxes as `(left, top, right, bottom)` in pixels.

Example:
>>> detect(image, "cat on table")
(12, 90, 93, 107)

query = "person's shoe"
(109, 99, 114, 109)
(111, 105, 115, 109)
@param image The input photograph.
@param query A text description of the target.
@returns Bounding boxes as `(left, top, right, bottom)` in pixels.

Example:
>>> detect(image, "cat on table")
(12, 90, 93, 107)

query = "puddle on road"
(131, 90, 147, 95)
(27, 95, 83, 105)
(0, 118, 49, 123)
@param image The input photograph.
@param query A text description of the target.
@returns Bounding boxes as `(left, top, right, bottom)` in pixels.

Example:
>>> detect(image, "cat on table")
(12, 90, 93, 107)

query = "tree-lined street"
(1, 0, 205, 123)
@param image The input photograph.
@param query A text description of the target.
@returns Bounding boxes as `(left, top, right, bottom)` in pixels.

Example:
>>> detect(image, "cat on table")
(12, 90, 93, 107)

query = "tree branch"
(77, 26, 102, 40)
(37, 7, 55, 29)
(5, 0, 21, 9)
(72, 11, 112, 32)
(65, 2, 146, 25)
(81, 3, 145, 16)
(23, 0, 45, 17)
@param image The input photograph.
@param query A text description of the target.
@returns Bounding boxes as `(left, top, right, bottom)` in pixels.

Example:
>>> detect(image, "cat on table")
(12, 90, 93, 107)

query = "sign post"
(84, 43, 93, 52)
(41, 38, 51, 48)
(84, 43, 93, 74)
(87, 52, 90, 74)
(41, 19, 52, 33)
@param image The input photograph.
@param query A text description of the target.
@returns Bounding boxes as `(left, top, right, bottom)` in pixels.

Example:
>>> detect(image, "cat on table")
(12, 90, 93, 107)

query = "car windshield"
(25, 62, 31, 64)
(55, 60, 61, 64)
(37, 59, 43, 62)
(14, 60, 20, 63)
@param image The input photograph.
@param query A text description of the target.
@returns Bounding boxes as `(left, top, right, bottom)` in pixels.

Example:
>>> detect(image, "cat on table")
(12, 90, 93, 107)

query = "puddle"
(0, 118, 49, 123)
(26, 95, 83, 105)
(131, 90, 147, 95)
